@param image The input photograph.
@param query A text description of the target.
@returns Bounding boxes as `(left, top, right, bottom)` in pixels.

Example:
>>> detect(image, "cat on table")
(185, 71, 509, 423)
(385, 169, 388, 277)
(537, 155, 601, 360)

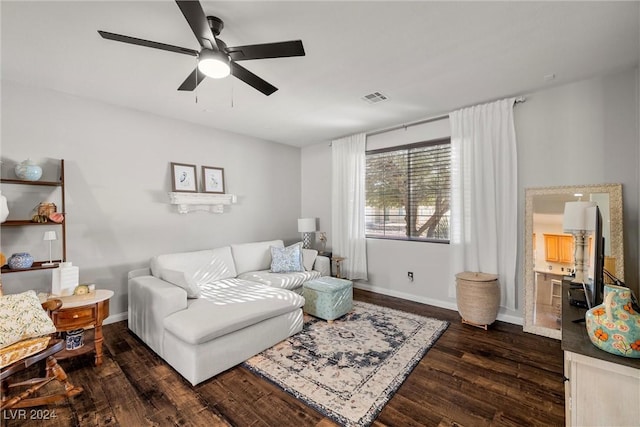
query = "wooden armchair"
(0, 294, 83, 410)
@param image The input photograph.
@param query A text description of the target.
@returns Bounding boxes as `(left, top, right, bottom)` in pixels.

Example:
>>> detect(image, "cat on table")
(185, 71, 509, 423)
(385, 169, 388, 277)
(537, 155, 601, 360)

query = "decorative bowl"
(7, 252, 34, 269)
(14, 159, 42, 181)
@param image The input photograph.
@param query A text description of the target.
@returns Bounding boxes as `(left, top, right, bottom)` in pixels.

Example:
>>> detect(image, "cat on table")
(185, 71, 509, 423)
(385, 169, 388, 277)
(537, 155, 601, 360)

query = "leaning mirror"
(523, 184, 624, 339)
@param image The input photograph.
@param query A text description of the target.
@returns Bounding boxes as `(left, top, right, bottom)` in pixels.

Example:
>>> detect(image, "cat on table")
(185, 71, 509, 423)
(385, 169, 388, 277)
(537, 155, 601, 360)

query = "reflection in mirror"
(523, 184, 624, 339)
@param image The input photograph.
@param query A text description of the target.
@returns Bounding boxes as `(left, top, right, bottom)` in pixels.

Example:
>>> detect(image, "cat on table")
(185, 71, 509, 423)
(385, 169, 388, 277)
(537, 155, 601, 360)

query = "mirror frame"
(523, 183, 624, 339)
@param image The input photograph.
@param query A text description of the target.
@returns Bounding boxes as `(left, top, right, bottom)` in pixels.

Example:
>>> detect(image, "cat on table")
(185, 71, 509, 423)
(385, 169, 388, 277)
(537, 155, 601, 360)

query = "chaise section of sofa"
(128, 239, 329, 385)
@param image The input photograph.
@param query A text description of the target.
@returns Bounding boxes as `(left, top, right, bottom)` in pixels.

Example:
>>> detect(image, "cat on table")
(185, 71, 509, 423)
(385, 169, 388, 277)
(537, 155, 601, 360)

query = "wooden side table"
(48, 289, 113, 366)
(332, 257, 346, 279)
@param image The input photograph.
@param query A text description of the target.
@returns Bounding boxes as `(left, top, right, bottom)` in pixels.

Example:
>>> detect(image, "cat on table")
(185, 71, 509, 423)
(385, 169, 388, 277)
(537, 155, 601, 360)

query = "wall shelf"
(168, 192, 237, 214)
(1, 260, 63, 274)
(1, 159, 66, 273)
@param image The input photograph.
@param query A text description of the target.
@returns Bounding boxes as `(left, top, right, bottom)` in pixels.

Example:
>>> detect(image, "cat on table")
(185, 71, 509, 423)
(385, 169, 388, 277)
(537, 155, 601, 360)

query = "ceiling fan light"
(198, 49, 230, 79)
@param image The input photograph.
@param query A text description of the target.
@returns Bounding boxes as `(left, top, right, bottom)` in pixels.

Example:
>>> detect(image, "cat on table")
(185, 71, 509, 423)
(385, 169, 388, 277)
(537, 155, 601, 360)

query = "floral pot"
(14, 159, 42, 181)
(7, 252, 34, 269)
(64, 329, 84, 350)
(585, 284, 640, 358)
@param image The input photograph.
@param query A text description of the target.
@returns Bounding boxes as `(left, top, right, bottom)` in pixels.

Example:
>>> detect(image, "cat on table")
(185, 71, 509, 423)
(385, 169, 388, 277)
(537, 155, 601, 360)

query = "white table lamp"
(298, 218, 316, 249)
(42, 230, 57, 267)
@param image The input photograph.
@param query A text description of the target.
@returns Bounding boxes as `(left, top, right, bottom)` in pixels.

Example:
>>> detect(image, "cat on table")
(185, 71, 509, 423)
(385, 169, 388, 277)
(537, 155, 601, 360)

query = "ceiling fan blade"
(175, 0, 217, 50)
(230, 62, 277, 96)
(226, 40, 305, 61)
(98, 31, 198, 56)
(177, 68, 206, 91)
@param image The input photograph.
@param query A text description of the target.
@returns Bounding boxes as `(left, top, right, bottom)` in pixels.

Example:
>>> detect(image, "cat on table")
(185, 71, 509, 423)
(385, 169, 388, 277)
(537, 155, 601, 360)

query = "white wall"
(1, 81, 303, 321)
(517, 67, 639, 297)
(301, 67, 639, 324)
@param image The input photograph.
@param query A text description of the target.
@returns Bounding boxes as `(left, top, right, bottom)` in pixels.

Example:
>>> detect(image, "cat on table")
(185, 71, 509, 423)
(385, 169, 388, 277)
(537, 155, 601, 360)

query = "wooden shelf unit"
(0, 159, 66, 273)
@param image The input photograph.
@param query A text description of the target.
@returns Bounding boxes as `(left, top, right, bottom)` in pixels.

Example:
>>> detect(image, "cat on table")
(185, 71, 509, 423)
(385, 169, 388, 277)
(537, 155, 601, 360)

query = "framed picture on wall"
(202, 166, 225, 194)
(170, 162, 197, 192)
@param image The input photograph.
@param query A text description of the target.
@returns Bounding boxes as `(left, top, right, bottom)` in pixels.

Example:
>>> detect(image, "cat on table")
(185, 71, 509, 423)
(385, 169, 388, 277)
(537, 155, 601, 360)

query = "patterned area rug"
(243, 301, 449, 427)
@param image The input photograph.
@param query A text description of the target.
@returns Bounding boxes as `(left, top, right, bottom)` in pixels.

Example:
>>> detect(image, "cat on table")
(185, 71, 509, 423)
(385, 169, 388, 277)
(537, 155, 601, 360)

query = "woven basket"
(455, 272, 500, 329)
(37, 202, 57, 216)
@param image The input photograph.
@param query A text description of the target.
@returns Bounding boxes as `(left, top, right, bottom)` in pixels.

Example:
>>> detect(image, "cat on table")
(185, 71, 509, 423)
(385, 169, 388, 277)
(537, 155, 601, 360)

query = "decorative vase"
(0, 192, 8, 223)
(585, 284, 640, 358)
(7, 252, 34, 269)
(64, 329, 84, 350)
(14, 159, 42, 181)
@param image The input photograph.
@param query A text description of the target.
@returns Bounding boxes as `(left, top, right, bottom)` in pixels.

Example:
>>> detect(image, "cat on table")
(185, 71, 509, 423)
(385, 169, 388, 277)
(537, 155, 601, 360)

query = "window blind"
(365, 138, 451, 242)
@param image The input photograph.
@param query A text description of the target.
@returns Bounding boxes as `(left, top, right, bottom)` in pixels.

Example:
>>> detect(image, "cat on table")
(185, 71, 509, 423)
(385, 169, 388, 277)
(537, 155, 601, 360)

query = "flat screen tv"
(586, 205, 605, 308)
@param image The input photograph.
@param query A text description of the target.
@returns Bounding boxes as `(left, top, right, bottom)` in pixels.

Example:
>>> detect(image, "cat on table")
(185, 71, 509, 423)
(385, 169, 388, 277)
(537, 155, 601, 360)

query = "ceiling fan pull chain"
(194, 55, 199, 104)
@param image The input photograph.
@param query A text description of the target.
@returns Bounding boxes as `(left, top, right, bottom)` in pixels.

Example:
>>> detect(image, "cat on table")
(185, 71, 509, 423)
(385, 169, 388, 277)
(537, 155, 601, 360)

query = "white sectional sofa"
(128, 239, 330, 385)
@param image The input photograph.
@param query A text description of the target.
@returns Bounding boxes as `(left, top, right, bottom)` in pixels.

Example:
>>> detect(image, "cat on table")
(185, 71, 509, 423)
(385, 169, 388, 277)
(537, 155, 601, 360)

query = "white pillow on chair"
(0, 290, 56, 349)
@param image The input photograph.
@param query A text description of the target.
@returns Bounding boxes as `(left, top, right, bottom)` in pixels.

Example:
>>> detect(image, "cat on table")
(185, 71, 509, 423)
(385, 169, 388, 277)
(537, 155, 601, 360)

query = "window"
(365, 138, 451, 242)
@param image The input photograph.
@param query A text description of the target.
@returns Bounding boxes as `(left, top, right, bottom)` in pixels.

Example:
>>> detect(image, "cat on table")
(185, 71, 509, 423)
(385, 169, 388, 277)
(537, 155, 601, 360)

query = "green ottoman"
(302, 276, 353, 321)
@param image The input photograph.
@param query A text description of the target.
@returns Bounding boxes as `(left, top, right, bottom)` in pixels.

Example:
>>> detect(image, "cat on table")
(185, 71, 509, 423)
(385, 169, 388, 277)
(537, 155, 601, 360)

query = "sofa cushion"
(302, 248, 318, 271)
(270, 243, 304, 273)
(163, 278, 304, 345)
(161, 269, 201, 298)
(231, 240, 283, 275)
(150, 247, 237, 297)
(237, 269, 321, 291)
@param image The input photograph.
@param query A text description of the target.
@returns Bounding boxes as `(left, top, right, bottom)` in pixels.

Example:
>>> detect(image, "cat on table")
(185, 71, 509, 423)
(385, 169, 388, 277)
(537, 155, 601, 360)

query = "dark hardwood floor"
(2, 289, 565, 427)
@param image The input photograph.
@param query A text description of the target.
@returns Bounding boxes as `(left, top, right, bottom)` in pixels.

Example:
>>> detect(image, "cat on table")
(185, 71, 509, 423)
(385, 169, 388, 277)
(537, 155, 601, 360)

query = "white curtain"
(449, 98, 518, 310)
(331, 132, 368, 280)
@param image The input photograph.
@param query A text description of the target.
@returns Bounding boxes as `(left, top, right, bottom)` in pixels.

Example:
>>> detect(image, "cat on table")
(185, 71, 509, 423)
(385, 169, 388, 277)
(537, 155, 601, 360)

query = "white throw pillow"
(302, 248, 318, 271)
(270, 243, 304, 273)
(0, 290, 57, 349)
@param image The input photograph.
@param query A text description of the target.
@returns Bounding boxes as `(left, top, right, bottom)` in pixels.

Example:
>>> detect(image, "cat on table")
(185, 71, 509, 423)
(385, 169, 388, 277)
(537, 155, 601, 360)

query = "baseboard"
(105, 311, 127, 325)
(353, 283, 523, 326)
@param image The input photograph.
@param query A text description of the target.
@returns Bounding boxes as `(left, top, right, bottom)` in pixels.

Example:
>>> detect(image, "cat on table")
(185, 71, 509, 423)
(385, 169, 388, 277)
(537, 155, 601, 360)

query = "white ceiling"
(2, 1, 638, 147)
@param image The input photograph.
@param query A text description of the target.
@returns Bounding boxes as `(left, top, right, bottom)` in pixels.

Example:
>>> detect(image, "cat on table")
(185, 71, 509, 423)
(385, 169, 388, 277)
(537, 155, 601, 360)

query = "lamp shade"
(584, 206, 599, 232)
(298, 218, 316, 233)
(198, 49, 230, 79)
(43, 231, 57, 241)
(563, 201, 597, 232)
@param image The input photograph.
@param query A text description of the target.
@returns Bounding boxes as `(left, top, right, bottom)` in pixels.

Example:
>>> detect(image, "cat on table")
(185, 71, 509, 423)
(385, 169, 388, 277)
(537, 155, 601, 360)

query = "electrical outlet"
(407, 272, 414, 281)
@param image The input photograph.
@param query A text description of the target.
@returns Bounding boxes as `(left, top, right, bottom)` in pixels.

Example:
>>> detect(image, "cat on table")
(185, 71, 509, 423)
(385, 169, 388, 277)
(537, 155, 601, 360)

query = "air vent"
(361, 92, 389, 104)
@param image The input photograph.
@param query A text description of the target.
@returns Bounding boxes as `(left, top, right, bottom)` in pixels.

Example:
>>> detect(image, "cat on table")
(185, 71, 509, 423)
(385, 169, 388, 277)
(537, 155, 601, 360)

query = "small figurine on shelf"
(73, 283, 95, 296)
(318, 231, 327, 252)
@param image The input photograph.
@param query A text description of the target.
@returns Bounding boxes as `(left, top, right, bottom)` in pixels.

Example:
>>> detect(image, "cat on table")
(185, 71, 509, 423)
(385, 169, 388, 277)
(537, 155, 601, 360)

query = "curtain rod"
(366, 96, 526, 138)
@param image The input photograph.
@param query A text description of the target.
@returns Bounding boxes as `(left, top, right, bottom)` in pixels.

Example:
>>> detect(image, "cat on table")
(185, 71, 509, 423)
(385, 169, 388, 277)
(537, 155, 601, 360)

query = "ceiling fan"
(98, 0, 305, 95)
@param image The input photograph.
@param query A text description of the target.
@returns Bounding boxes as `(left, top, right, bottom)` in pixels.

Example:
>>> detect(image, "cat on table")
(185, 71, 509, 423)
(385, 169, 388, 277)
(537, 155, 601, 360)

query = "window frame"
(365, 137, 451, 244)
